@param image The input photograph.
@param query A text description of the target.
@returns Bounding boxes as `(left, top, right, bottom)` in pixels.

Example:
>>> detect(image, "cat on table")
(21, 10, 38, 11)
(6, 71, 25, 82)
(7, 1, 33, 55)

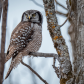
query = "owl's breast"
(24, 23, 42, 52)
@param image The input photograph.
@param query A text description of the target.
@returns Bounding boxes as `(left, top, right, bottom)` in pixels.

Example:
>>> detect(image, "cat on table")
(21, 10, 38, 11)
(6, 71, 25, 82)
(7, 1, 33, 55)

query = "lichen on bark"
(43, 0, 72, 83)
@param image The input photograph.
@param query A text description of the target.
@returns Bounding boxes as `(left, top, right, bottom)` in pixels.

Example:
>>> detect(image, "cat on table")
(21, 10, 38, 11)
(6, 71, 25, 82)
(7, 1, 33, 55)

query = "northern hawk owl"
(5, 10, 43, 79)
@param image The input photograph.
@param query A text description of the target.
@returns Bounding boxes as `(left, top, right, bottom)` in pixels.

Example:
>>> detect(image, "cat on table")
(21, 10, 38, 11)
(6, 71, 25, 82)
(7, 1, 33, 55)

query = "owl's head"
(21, 10, 43, 24)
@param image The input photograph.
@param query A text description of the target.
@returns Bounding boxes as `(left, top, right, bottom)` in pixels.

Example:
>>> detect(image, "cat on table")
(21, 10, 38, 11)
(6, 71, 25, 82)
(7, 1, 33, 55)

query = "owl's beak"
(28, 16, 30, 20)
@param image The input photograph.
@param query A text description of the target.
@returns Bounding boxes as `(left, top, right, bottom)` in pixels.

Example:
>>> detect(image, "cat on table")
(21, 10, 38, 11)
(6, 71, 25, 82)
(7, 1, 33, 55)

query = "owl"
(5, 10, 43, 79)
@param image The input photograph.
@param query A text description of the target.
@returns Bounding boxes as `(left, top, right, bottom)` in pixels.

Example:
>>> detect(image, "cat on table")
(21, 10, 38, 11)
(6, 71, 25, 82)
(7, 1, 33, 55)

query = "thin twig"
(52, 58, 60, 78)
(53, 57, 56, 66)
(56, 11, 68, 17)
(30, 0, 43, 8)
(59, 16, 69, 27)
(55, 0, 68, 10)
(52, 57, 56, 70)
(21, 60, 48, 84)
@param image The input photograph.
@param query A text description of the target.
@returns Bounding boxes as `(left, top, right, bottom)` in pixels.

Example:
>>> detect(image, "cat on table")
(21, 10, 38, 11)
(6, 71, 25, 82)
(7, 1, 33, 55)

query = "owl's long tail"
(5, 61, 13, 79)
(5, 52, 23, 79)
(5, 45, 19, 79)
(5, 45, 15, 63)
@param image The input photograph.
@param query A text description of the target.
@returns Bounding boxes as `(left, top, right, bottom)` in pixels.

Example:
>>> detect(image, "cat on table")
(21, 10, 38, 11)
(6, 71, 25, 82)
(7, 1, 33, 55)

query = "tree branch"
(55, 0, 68, 10)
(30, 0, 43, 8)
(1, 52, 58, 59)
(59, 16, 69, 27)
(56, 11, 68, 17)
(21, 60, 48, 84)
(29, 52, 58, 58)
(0, 0, 8, 83)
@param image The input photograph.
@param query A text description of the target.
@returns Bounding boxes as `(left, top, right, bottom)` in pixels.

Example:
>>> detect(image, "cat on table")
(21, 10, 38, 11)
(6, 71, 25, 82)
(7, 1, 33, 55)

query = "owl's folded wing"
(6, 22, 34, 63)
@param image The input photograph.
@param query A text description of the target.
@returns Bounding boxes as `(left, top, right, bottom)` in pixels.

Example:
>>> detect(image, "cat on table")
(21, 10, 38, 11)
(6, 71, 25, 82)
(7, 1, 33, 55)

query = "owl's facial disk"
(21, 10, 43, 24)
(25, 14, 32, 20)
(22, 12, 40, 23)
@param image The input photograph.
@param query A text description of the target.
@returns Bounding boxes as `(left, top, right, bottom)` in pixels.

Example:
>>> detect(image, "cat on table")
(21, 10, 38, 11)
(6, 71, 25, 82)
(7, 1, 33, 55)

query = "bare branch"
(1, 52, 58, 59)
(55, 0, 68, 10)
(56, 11, 68, 17)
(29, 52, 58, 58)
(30, 0, 43, 8)
(0, 0, 8, 83)
(21, 60, 48, 84)
(53, 57, 56, 66)
(59, 16, 69, 27)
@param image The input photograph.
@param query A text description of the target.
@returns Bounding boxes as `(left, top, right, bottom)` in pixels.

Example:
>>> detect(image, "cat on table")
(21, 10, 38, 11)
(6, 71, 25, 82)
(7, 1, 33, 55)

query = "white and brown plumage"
(5, 10, 43, 79)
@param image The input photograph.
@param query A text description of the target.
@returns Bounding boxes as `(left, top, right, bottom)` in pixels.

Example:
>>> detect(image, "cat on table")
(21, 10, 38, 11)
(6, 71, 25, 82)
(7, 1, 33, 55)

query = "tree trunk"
(0, 0, 8, 84)
(68, 0, 84, 84)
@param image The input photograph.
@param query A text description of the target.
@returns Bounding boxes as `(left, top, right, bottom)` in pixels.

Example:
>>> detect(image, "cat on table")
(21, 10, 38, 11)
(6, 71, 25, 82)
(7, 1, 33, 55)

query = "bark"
(73, 0, 84, 83)
(0, 0, 2, 20)
(56, 11, 68, 17)
(68, 0, 84, 84)
(43, 0, 72, 84)
(0, 0, 8, 84)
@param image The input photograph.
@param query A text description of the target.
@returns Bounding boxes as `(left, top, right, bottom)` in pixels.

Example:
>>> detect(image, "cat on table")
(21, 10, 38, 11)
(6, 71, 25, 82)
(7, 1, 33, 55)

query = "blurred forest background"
(0, 0, 72, 84)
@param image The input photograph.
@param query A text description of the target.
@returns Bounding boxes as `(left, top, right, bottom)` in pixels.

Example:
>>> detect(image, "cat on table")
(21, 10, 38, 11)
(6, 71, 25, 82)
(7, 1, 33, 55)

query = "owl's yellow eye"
(32, 14, 36, 17)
